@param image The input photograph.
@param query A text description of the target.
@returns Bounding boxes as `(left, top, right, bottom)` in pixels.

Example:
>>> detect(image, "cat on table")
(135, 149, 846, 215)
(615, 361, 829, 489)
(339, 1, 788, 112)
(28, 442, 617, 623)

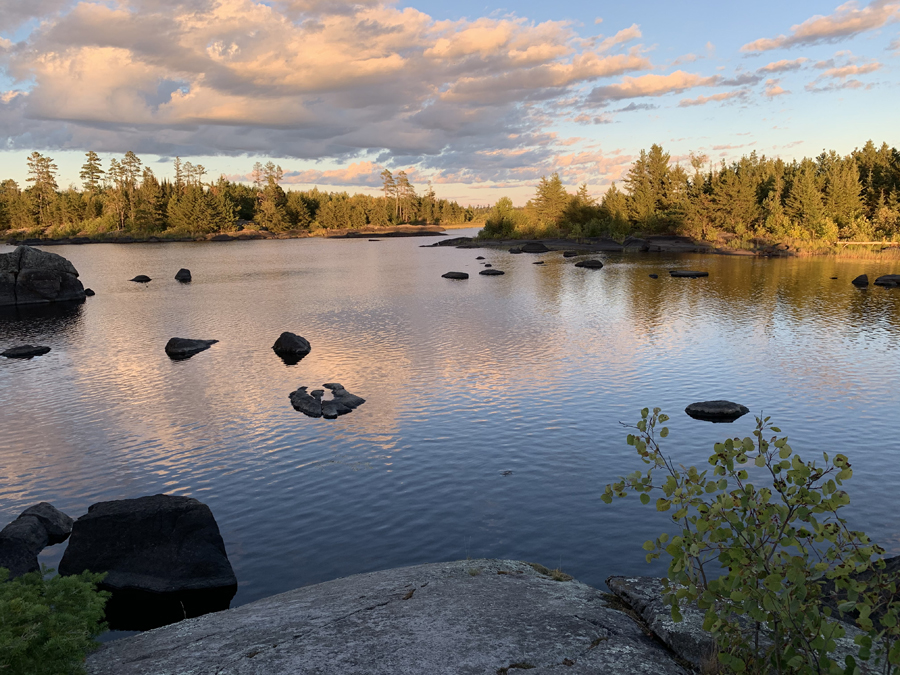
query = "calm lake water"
(2, 230, 900, 617)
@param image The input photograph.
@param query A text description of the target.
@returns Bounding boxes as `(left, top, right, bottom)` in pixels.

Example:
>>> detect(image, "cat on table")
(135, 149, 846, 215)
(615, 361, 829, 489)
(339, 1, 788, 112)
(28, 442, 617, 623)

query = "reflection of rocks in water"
(58, 495, 237, 632)
(0, 300, 85, 340)
(290, 383, 366, 419)
(685, 400, 749, 423)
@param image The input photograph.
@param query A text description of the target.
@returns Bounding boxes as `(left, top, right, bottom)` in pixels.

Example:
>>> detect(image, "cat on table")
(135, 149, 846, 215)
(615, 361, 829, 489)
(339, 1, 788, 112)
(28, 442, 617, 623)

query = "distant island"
(2, 141, 898, 257)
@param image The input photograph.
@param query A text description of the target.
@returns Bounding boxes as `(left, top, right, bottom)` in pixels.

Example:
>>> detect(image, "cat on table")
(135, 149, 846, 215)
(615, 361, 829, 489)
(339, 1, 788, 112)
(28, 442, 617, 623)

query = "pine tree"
(25, 152, 58, 229)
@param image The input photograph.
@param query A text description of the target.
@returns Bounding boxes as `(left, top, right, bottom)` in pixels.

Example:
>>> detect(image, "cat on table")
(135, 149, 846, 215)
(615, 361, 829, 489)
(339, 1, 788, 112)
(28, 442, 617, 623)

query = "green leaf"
(754, 455, 766, 467)
(640, 493, 650, 505)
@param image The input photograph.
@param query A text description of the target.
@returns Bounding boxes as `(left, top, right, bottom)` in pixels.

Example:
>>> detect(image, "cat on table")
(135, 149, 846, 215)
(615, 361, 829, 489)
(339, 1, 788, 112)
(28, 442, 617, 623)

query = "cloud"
(0, 0, 658, 185)
(588, 70, 719, 102)
(741, 0, 900, 52)
(890, 36, 900, 52)
(817, 61, 882, 78)
(678, 89, 749, 107)
(0, 0, 70, 32)
(757, 58, 809, 73)
(765, 79, 791, 97)
(613, 102, 658, 112)
(279, 161, 386, 186)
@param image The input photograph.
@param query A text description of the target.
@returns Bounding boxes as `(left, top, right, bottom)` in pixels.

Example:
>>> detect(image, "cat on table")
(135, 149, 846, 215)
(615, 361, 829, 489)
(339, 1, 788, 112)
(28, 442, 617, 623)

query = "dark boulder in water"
(685, 400, 749, 423)
(649, 274, 659, 279)
(84, 288, 95, 296)
(574, 260, 604, 269)
(58, 494, 237, 631)
(175, 268, 192, 282)
(0, 245, 86, 307)
(480, 269, 505, 276)
(165, 338, 218, 359)
(442, 272, 469, 279)
(130, 275, 151, 283)
(2, 344, 51, 358)
(291, 383, 366, 419)
(669, 270, 708, 278)
(273, 332, 311, 365)
(851, 274, 868, 287)
(874, 274, 900, 287)
(0, 503, 73, 578)
(521, 242, 550, 253)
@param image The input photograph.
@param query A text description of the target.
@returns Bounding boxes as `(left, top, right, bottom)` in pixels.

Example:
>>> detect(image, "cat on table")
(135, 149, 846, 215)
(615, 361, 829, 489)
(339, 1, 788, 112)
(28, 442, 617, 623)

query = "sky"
(0, 0, 898, 205)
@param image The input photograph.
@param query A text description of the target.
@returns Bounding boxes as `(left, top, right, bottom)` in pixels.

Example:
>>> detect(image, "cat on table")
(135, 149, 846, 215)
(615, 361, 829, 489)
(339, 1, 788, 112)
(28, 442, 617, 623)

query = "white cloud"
(678, 89, 749, 107)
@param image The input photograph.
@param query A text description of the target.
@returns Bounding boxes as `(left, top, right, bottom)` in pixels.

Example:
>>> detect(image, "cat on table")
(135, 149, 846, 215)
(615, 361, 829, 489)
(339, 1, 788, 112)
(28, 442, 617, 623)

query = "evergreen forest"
(481, 140, 900, 249)
(0, 153, 480, 240)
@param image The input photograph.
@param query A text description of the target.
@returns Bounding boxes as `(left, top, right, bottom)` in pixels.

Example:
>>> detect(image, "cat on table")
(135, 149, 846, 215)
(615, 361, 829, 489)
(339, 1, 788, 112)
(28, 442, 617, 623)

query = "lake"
(2, 230, 900, 622)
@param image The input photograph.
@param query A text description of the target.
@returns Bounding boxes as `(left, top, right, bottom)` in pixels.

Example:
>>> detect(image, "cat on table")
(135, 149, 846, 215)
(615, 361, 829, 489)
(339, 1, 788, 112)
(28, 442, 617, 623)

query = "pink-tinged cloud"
(596, 24, 642, 51)
(818, 62, 882, 79)
(765, 79, 791, 97)
(281, 161, 386, 187)
(678, 89, 748, 107)
(589, 70, 719, 102)
(741, 0, 900, 52)
(757, 58, 809, 73)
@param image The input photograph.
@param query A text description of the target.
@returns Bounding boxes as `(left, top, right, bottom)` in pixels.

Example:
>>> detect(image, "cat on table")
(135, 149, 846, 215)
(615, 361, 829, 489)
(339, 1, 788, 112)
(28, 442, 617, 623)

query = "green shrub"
(0, 566, 109, 675)
(603, 408, 900, 674)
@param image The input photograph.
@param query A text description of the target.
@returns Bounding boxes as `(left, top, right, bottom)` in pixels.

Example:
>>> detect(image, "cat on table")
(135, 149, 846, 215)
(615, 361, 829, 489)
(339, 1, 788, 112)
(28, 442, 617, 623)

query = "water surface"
(2, 233, 899, 615)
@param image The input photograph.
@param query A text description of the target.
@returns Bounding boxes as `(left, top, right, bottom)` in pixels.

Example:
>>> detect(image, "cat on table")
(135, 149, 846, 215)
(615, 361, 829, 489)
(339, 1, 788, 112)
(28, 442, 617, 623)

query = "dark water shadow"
(0, 301, 85, 341)
(101, 584, 237, 631)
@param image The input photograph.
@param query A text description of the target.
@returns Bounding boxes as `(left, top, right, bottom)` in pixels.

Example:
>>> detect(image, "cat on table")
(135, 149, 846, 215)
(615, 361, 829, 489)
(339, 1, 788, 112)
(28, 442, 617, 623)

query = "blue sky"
(0, 0, 897, 204)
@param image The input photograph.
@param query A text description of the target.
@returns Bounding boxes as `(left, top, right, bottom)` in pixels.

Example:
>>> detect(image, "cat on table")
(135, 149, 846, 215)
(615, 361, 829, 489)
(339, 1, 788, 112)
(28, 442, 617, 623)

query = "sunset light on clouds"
(0, 0, 897, 203)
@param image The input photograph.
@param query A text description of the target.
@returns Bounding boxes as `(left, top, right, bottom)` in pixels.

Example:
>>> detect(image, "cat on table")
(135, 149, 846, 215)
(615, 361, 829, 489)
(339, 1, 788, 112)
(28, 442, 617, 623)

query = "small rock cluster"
(289, 383, 366, 419)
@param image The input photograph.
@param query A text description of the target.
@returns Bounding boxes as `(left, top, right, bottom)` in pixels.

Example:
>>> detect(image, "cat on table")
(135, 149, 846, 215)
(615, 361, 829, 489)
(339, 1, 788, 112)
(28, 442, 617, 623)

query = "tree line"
(481, 140, 900, 245)
(0, 153, 481, 239)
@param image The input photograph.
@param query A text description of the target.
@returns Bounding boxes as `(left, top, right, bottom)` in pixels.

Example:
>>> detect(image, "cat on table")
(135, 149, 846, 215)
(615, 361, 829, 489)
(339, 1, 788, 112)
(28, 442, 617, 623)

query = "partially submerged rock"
(874, 274, 900, 287)
(291, 383, 366, 419)
(84, 288, 96, 296)
(130, 275, 151, 283)
(649, 274, 659, 279)
(685, 400, 749, 423)
(574, 259, 604, 269)
(0, 245, 86, 307)
(59, 494, 237, 631)
(0, 503, 73, 578)
(175, 268, 192, 282)
(669, 270, 708, 278)
(480, 269, 505, 276)
(441, 271, 469, 279)
(521, 242, 550, 253)
(1, 345, 51, 359)
(272, 332, 311, 365)
(165, 338, 218, 359)
(852, 274, 869, 287)
(563, 251, 579, 258)
(508, 247, 522, 254)
(86, 560, 689, 675)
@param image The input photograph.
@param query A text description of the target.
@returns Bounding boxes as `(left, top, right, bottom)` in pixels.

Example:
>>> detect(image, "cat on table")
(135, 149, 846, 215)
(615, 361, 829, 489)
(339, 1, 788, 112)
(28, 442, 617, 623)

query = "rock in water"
(272, 332, 312, 365)
(874, 274, 900, 287)
(684, 400, 749, 423)
(669, 270, 708, 278)
(479, 269, 505, 276)
(175, 268, 192, 282)
(475, 256, 485, 260)
(442, 272, 469, 279)
(58, 494, 237, 631)
(84, 288, 96, 296)
(520, 242, 550, 253)
(0, 503, 72, 578)
(130, 275, 151, 283)
(289, 387, 322, 417)
(1, 345, 51, 359)
(324, 383, 366, 409)
(649, 274, 659, 279)
(165, 338, 218, 359)
(508, 247, 522, 254)
(852, 274, 869, 287)
(563, 251, 578, 258)
(0, 245, 86, 307)
(574, 260, 604, 269)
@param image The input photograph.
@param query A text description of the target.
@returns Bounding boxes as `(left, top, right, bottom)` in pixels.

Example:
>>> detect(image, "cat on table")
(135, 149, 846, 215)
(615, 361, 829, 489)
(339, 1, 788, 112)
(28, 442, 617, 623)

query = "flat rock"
(291, 383, 365, 418)
(852, 274, 869, 287)
(209, 234, 235, 242)
(175, 268, 192, 282)
(59, 494, 237, 631)
(85, 288, 95, 296)
(165, 338, 218, 359)
(86, 559, 689, 675)
(669, 270, 708, 278)
(574, 260, 604, 269)
(649, 274, 659, 279)
(509, 247, 522, 254)
(130, 275, 151, 283)
(521, 242, 550, 253)
(0, 245, 86, 306)
(476, 256, 485, 260)
(874, 274, 900, 287)
(433, 236, 473, 247)
(442, 271, 469, 279)
(480, 269, 505, 276)
(684, 400, 749, 422)
(1, 344, 51, 358)
(563, 251, 579, 257)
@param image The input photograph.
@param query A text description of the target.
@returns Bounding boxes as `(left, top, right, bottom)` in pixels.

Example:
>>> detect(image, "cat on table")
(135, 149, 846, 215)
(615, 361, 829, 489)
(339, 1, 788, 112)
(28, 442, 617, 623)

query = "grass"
(526, 562, 573, 582)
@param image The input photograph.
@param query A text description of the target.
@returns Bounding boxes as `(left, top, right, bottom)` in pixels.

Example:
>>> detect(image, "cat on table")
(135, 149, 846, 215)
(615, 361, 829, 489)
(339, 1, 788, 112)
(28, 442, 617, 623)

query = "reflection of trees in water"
(0, 300, 84, 342)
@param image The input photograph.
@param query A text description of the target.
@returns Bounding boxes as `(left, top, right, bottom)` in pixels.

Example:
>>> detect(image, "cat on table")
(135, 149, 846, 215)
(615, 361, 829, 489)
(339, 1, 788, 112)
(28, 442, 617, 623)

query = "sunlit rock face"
(58, 494, 237, 631)
(0, 245, 86, 306)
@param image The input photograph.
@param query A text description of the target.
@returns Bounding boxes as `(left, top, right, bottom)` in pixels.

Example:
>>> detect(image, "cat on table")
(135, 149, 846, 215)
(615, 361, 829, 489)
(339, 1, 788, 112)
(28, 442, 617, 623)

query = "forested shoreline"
(481, 140, 900, 252)
(0, 153, 483, 241)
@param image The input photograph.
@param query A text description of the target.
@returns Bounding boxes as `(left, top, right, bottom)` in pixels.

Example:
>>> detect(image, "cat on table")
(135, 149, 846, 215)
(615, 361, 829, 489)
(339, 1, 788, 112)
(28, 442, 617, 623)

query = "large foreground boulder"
(685, 400, 749, 422)
(86, 559, 689, 675)
(58, 494, 237, 630)
(0, 245, 86, 307)
(0, 503, 73, 578)
(165, 338, 218, 359)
